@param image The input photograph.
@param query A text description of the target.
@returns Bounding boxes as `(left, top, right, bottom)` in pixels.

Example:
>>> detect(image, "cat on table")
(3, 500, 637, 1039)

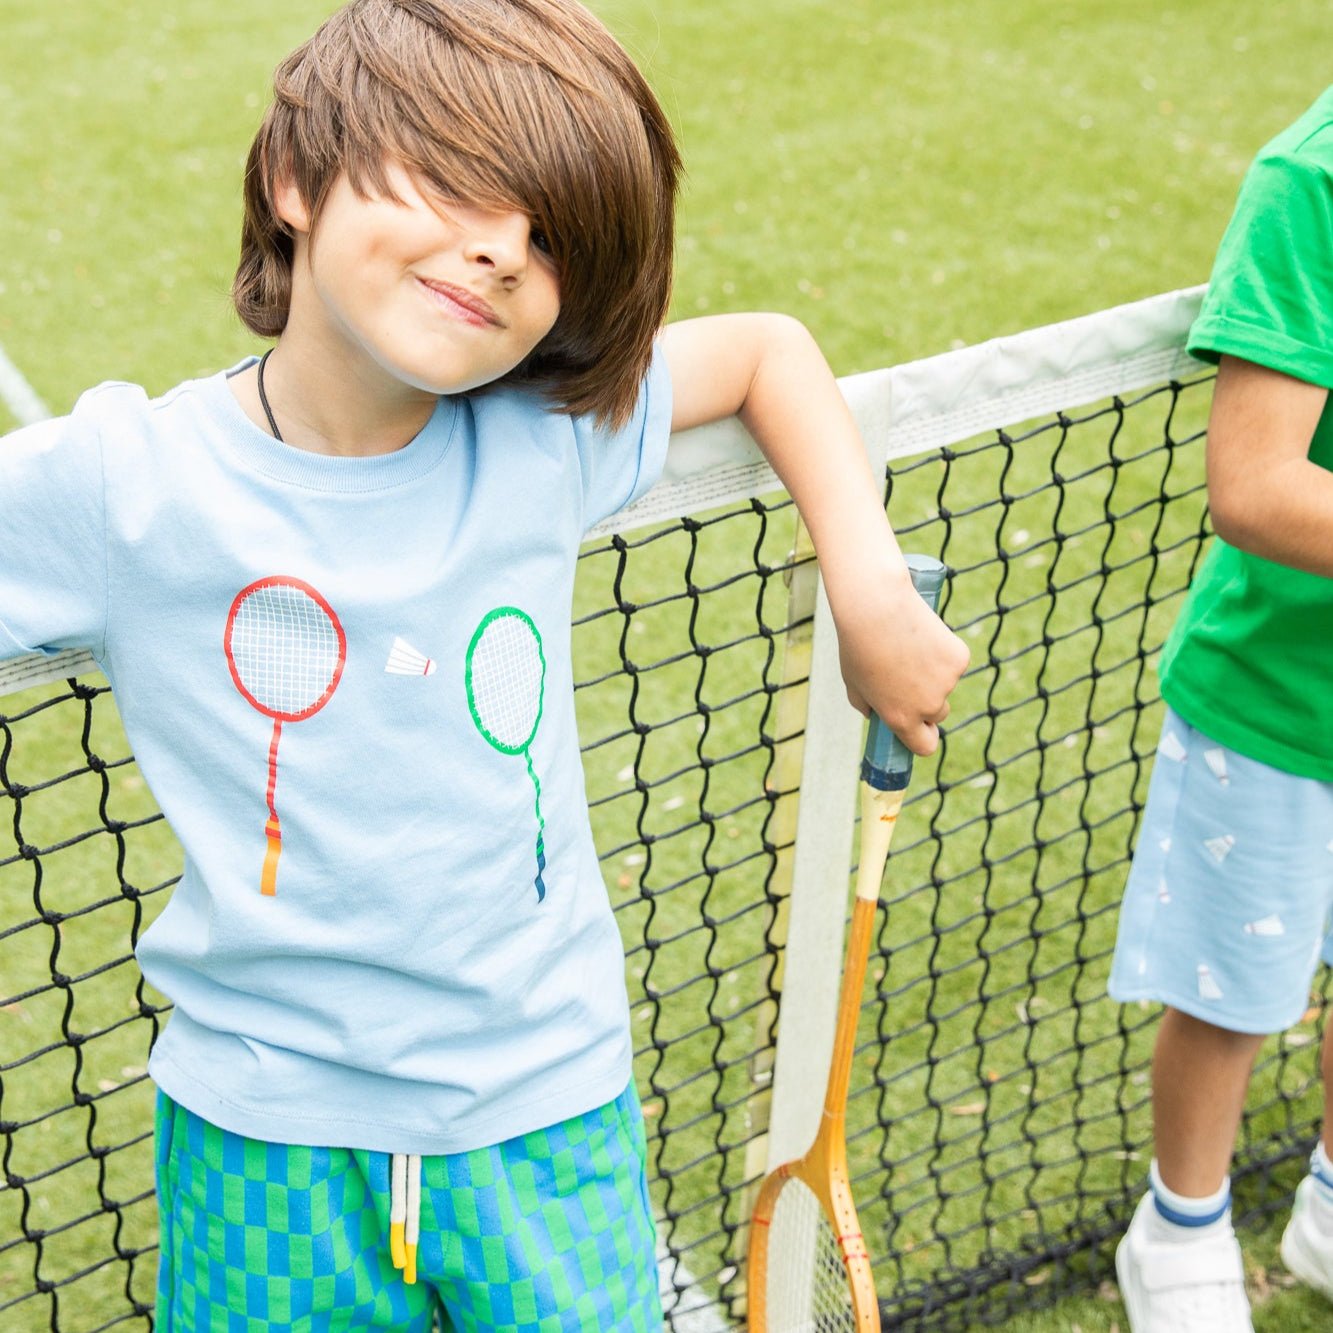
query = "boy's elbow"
(754, 312, 825, 376)
(1206, 479, 1266, 554)
(764, 311, 815, 351)
(1205, 482, 1242, 546)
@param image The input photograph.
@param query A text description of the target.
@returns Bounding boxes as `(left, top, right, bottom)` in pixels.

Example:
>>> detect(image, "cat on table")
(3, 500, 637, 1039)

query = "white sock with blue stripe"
(1304, 1141, 1333, 1235)
(1146, 1158, 1232, 1243)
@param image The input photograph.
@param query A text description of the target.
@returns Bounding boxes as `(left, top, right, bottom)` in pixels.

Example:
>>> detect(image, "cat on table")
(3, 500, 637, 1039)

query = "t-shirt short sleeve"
(1187, 145, 1333, 388)
(573, 342, 672, 532)
(0, 393, 109, 660)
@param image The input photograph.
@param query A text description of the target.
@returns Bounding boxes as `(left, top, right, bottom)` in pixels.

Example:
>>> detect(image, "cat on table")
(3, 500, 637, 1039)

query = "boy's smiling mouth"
(415, 277, 503, 327)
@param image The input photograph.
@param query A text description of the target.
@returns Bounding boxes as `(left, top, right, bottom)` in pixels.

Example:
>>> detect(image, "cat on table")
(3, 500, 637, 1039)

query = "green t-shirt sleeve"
(1188, 146, 1333, 388)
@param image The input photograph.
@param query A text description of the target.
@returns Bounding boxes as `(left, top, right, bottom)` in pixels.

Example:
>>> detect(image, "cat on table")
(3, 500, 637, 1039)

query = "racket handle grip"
(860, 554, 948, 792)
(261, 818, 282, 896)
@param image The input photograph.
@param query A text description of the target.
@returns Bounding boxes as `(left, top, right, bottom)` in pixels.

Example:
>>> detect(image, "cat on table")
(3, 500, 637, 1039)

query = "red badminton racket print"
(224, 576, 347, 897)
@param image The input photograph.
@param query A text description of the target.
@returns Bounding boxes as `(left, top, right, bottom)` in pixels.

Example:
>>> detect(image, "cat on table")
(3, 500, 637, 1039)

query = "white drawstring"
(389, 1152, 422, 1284)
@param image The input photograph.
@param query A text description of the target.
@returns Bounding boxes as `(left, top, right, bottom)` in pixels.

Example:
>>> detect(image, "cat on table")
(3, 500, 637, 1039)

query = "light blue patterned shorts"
(1108, 707, 1333, 1034)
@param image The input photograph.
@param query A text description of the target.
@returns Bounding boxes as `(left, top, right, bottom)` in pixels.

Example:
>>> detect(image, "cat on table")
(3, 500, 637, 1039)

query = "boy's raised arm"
(661, 313, 969, 756)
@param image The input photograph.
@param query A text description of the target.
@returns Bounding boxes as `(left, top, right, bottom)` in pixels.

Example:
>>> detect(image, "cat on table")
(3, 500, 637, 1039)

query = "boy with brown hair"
(0, 0, 969, 1327)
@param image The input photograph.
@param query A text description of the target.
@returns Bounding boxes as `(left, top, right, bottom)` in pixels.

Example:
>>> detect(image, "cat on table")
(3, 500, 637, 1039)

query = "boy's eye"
(530, 225, 553, 256)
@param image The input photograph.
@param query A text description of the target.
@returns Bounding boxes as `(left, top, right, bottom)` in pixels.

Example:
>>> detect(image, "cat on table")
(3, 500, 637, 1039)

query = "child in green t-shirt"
(1109, 86, 1333, 1333)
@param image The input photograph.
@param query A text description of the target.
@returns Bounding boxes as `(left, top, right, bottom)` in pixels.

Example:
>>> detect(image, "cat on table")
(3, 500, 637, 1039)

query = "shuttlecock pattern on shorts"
(1203, 747, 1230, 785)
(1158, 730, 1188, 763)
(1243, 914, 1284, 937)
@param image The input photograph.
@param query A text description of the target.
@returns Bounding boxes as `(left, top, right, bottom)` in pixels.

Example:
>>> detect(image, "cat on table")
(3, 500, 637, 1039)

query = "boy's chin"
(388, 358, 519, 399)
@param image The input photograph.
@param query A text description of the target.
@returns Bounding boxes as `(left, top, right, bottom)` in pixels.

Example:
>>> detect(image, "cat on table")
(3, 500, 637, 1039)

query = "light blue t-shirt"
(0, 356, 671, 1154)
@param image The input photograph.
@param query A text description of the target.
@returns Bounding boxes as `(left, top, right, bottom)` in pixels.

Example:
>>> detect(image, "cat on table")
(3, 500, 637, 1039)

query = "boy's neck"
(230, 339, 440, 458)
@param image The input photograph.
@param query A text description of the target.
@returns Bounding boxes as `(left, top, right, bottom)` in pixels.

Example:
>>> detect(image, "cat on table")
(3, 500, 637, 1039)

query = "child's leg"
(1115, 1008, 1260, 1332)
(1152, 1007, 1264, 1197)
(154, 1092, 439, 1332)
(1108, 710, 1333, 1330)
(424, 1080, 660, 1332)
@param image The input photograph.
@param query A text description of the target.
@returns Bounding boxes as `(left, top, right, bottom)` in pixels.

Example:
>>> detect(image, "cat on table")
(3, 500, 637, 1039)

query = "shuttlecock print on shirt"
(224, 576, 347, 896)
(385, 637, 437, 677)
(1197, 964, 1224, 1002)
(465, 607, 548, 902)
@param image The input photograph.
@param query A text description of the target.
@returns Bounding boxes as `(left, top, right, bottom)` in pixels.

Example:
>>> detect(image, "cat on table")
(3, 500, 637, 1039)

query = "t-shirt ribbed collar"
(203, 359, 459, 493)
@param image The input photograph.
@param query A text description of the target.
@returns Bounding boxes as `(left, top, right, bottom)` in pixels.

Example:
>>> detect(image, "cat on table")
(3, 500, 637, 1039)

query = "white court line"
(657, 1233, 735, 1331)
(0, 342, 50, 425)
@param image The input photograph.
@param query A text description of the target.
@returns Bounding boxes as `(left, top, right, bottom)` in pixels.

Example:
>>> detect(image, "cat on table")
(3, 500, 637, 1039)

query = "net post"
(724, 513, 818, 1322)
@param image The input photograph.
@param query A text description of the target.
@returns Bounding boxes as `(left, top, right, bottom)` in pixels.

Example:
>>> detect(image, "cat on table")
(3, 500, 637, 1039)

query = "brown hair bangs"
(234, 0, 680, 428)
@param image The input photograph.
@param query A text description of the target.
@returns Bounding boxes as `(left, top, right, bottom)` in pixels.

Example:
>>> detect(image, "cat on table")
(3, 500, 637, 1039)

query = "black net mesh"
(2, 359, 1326, 1332)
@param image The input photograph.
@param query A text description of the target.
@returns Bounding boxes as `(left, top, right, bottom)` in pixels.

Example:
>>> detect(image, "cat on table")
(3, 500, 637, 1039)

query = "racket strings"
(469, 615, 543, 750)
(766, 1177, 859, 1332)
(229, 584, 342, 717)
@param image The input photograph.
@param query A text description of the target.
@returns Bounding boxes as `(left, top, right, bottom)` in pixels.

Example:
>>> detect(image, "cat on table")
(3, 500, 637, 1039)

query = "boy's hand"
(662, 313, 970, 755)
(827, 562, 970, 756)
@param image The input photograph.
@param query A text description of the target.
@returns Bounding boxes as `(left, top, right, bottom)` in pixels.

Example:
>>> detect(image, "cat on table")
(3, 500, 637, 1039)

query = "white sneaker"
(1280, 1175, 1333, 1301)
(1115, 1191, 1254, 1332)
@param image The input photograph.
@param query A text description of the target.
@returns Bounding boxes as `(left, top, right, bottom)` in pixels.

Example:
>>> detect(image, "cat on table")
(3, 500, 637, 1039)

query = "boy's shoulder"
(69, 378, 152, 423)
(73, 368, 225, 418)
(1256, 85, 1333, 173)
(58, 367, 237, 449)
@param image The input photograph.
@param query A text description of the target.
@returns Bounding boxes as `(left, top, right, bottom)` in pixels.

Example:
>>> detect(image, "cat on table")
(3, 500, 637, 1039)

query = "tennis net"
(2, 286, 1325, 1331)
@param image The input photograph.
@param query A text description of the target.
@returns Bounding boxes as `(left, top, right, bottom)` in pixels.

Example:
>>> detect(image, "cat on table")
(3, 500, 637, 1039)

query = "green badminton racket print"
(465, 606, 548, 902)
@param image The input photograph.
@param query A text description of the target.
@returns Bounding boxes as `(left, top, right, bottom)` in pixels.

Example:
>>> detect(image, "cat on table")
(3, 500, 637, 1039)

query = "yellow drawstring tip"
(390, 1221, 406, 1269)
(404, 1243, 418, 1285)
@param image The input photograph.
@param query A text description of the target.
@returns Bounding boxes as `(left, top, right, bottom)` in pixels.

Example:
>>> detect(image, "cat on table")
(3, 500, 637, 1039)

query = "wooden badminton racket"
(748, 554, 947, 1332)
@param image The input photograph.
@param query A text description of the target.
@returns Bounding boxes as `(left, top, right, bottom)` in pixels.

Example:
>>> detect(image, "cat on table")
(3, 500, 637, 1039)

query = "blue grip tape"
(860, 555, 947, 791)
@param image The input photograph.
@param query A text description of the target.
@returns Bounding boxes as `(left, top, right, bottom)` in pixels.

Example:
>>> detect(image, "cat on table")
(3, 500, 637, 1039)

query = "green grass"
(2, 2, 1331, 1330)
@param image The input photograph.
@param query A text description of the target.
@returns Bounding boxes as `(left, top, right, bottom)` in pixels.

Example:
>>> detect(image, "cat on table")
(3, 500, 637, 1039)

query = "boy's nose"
(462, 211, 531, 282)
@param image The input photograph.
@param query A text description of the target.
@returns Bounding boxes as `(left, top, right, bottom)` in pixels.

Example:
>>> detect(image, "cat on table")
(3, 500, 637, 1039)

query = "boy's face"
(277, 162, 561, 397)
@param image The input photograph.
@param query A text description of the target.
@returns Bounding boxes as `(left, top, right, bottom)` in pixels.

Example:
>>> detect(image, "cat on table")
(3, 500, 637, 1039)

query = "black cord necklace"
(256, 349, 284, 443)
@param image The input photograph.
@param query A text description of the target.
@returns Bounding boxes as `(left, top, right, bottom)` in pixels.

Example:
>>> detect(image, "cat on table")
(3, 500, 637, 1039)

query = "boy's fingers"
(904, 720, 940, 757)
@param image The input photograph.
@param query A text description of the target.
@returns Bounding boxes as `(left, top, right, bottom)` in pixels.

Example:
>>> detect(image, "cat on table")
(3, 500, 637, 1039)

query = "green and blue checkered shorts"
(154, 1083, 661, 1332)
